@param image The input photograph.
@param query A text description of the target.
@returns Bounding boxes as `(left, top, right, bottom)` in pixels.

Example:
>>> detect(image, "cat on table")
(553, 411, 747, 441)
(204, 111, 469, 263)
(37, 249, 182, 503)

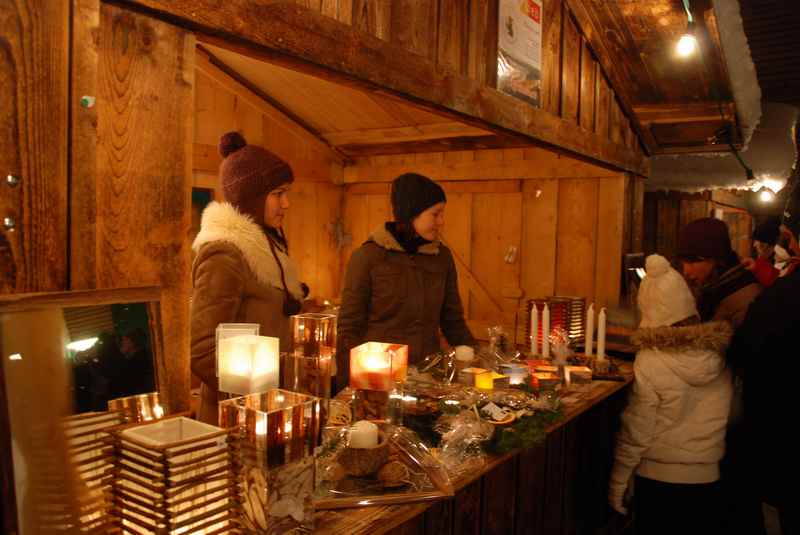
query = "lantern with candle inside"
(109, 416, 240, 534)
(283, 313, 335, 428)
(216, 322, 260, 373)
(349, 342, 408, 421)
(217, 334, 279, 395)
(219, 389, 320, 534)
(107, 391, 163, 423)
(475, 370, 510, 390)
(499, 363, 529, 386)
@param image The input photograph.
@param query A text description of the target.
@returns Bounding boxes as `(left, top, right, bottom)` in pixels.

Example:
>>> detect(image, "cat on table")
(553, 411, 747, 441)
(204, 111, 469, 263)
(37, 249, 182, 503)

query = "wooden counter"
(315, 362, 634, 535)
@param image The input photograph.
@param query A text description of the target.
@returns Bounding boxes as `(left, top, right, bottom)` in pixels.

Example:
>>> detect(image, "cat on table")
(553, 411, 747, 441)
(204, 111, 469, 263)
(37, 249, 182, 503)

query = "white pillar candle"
(348, 420, 379, 448)
(597, 307, 607, 361)
(542, 304, 550, 359)
(585, 303, 594, 356)
(455, 345, 475, 362)
(530, 303, 538, 355)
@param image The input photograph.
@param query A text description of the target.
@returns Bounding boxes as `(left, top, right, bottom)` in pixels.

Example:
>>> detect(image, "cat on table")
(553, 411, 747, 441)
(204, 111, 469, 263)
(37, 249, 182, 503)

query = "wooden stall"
(2, 0, 754, 533)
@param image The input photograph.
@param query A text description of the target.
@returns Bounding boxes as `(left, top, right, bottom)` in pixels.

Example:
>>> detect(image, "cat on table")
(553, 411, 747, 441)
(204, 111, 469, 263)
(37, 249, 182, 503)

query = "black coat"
(726, 268, 800, 508)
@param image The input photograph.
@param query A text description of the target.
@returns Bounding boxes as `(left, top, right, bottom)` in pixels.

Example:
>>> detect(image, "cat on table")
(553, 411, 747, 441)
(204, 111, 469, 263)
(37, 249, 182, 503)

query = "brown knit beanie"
(677, 217, 733, 260)
(218, 132, 293, 209)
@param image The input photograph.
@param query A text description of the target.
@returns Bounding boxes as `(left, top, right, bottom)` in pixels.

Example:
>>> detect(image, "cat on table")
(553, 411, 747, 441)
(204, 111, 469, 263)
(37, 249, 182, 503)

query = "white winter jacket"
(609, 322, 733, 513)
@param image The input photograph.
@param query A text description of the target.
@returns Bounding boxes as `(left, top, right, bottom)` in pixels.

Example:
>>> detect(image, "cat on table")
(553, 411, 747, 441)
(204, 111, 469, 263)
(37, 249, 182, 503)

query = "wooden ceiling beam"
(323, 122, 492, 147)
(634, 101, 736, 124)
(112, 0, 648, 176)
(343, 147, 621, 183)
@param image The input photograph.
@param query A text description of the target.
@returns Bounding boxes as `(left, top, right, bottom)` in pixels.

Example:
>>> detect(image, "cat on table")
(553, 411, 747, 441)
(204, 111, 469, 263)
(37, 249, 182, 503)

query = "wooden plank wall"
(70, 2, 194, 413)
(192, 70, 343, 301)
(0, 0, 70, 294)
(341, 151, 631, 341)
(296, 0, 644, 159)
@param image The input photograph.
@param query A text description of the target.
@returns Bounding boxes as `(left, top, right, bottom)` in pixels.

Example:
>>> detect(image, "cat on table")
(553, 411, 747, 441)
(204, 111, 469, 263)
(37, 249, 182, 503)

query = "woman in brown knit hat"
(190, 132, 308, 424)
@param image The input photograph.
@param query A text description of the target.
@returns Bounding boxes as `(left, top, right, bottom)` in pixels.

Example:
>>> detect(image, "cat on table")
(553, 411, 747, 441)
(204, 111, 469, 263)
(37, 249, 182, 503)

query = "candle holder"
(217, 332, 280, 395)
(216, 322, 260, 374)
(499, 363, 530, 386)
(109, 416, 240, 534)
(107, 391, 163, 423)
(349, 342, 408, 422)
(219, 389, 320, 534)
(284, 313, 336, 429)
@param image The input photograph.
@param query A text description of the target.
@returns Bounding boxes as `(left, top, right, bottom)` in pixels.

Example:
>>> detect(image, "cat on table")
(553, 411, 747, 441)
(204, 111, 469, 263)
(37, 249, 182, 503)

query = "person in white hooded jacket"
(609, 254, 733, 535)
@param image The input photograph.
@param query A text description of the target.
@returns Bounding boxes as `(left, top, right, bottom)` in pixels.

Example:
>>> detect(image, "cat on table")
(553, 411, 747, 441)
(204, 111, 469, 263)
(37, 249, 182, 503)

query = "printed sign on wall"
(497, 0, 543, 107)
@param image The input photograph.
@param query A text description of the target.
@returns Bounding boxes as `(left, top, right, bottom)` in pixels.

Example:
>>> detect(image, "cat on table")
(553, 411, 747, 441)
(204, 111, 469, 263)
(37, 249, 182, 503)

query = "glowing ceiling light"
(66, 337, 99, 352)
(676, 33, 697, 57)
(759, 189, 775, 203)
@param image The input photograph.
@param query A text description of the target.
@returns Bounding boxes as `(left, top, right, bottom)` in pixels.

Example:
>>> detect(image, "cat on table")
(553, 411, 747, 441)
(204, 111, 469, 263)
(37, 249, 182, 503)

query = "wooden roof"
(740, 0, 800, 107)
(200, 43, 519, 159)
(571, 0, 739, 154)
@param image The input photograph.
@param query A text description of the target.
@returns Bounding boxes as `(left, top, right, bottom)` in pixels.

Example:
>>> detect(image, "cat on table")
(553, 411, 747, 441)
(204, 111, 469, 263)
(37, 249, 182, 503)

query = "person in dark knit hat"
(336, 173, 475, 391)
(724, 180, 800, 534)
(190, 131, 307, 424)
(676, 217, 761, 327)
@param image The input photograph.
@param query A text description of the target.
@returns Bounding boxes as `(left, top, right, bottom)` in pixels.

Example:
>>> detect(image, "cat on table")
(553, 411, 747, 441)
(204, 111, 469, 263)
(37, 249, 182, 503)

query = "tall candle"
(597, 307, 607, 361)
(530, 303, 538, 355)
(585, 303, 594, 356)
(349, 420, 378, 448)
(542, 304, 550, 359)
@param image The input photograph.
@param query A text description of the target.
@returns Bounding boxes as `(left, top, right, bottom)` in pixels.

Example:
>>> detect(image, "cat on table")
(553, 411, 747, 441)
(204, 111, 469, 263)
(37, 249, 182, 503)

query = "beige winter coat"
(609, 322, 733, 512)
(190, 202, 303, 424)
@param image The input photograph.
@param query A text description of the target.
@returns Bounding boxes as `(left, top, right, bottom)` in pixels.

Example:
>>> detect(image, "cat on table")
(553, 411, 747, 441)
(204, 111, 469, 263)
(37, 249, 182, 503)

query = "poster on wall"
(497, 0, 543, 107)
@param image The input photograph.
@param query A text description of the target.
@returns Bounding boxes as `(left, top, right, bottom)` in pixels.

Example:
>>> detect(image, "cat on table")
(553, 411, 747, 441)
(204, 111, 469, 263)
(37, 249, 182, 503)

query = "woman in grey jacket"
(609, 255, 733, 535)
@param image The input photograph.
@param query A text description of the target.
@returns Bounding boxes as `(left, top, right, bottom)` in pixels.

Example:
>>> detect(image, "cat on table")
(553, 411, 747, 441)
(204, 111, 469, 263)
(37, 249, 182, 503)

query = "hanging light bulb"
(676, 1, 697, 58)
(676, 33, 697, 57)
(759, 189, 775, 203)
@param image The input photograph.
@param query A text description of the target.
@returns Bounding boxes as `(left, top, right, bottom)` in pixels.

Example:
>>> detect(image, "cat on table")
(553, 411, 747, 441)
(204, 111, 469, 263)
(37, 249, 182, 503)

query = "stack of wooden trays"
(109, 416, 241, 534)
(30, 411, 126, 533)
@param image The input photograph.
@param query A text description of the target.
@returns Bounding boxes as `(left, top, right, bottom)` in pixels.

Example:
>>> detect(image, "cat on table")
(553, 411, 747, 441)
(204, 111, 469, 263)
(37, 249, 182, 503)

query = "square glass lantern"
(218, 333, 279, 395)
(216, 322, 260, 374)
(219, 390, 320, 534)
(111, 416, 239, 534)
(283, 313, 336, 426)
(290, 312, 336, 361)
(349, 342, 409, 422)
(349, 342, 408, 391)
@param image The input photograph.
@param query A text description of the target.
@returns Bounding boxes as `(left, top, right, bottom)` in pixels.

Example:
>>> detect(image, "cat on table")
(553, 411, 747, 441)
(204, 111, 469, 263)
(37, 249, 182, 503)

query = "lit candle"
(597, 307, 607, 361)
(348, 420, 378, 448)
(501, 363, 529, 385)
(218, 334, 279, 395)
(530, 303, 538, 355)
(350, 342, 408, 391)
(153, 404, 164, 419)
(475, 371, 507, 390)
(542, 304, 550, 359)
(585, 303, 594, 356)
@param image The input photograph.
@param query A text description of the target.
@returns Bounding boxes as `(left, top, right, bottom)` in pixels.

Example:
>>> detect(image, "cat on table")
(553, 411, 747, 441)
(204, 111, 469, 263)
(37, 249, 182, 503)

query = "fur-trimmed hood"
(192, 202, 303, 299)
(367, 224, 440, 255)
(632, 322, 733, 386)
